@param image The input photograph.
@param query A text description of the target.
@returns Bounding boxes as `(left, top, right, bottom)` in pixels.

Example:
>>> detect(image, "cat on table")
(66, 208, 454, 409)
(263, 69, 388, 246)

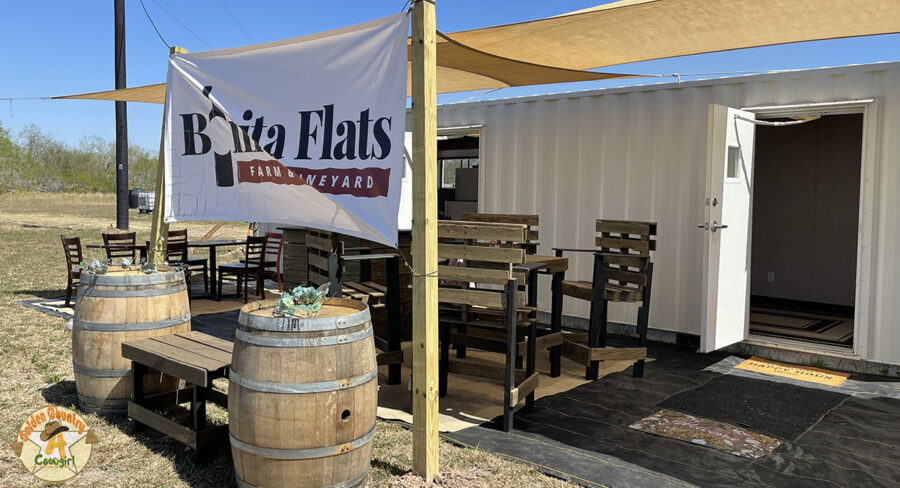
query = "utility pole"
(114, 0, 129, 229)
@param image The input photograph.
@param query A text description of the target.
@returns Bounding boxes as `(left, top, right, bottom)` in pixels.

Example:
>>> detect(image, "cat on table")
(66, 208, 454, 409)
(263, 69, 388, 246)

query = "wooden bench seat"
(121, 331, 232, 463)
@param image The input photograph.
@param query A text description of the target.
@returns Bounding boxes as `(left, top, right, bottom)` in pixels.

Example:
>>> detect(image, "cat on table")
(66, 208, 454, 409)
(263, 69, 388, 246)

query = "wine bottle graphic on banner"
(214, 151, 235, 187)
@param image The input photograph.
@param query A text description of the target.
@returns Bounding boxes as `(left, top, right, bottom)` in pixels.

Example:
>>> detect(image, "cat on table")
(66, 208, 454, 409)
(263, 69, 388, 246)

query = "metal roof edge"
(435, 61, 900, 110)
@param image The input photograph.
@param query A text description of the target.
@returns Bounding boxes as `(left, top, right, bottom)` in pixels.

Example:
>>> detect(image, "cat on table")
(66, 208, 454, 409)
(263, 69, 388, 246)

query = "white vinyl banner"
(163, 14, 408, 246)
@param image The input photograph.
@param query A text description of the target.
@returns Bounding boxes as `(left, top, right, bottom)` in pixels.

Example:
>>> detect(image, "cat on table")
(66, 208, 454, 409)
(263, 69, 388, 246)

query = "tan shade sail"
(447, 0, 900, 70)
(53, 0, 900, 103)
(54, 83, 167, 104)
(53, 31, 637, 104)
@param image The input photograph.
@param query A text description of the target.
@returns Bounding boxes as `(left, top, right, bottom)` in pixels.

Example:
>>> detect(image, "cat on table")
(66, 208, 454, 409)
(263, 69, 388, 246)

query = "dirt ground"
(0, 191, 574, 487)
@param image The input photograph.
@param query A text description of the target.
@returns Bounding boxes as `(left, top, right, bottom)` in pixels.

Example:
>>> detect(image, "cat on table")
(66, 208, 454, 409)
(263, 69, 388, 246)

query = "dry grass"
(0, 192, 575, 487)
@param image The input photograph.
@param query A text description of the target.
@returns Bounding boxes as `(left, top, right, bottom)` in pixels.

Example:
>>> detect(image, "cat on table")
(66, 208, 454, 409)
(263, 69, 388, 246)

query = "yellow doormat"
(735, 356, 850, 387)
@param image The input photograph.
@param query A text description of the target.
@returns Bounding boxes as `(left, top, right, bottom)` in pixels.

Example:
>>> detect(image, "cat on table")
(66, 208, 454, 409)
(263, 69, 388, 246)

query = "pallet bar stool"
(554, 219, 656, 380)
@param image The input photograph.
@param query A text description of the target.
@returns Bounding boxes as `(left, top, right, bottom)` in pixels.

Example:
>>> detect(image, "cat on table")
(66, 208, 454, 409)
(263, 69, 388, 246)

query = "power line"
(150, 0, 213, 50)
(217, 0, 254, 44)
(138, 0, 170, 49)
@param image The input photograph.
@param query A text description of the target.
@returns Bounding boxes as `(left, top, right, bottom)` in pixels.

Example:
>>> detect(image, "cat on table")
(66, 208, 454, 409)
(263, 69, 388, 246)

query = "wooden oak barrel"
(72, 266, 190, 415)
(230, 298, 376, 488)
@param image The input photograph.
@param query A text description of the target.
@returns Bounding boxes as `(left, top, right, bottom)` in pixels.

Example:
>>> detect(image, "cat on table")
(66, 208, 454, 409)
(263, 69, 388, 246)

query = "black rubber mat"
(450, 339, 900, 488)
(190, 310, 239, 341)
(658, 374, 848, 440)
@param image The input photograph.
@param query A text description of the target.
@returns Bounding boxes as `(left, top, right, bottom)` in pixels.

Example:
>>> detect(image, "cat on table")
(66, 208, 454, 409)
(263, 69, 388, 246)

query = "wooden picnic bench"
(121, 331, 232, 463)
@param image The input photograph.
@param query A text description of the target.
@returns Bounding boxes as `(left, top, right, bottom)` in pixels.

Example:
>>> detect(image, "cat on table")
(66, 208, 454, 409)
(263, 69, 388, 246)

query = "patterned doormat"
(749, 307, 853, 346)
(629, 409, 782, 459)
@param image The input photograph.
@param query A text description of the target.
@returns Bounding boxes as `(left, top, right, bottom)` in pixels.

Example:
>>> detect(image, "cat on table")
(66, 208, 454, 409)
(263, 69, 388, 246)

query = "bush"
(0, 122, 157, 193)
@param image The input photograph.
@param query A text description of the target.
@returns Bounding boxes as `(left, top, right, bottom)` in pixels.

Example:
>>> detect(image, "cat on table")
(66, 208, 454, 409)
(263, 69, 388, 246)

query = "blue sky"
(0, 1, 897, 150)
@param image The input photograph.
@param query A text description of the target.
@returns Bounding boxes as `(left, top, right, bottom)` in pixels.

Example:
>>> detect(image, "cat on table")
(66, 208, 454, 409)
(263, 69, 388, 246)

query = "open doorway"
(748, 113, 863, 349)
(437, 130, 480, 220)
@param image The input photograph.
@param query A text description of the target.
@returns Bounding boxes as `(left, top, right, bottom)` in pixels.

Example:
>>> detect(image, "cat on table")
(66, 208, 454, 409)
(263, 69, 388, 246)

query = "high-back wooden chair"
(554, 219, 656, 379)
(102, 231, 136, 261)
(305, 229, 404, 384)
(262, 232, 285, 292)
(60, 235, 83, 307)
(460, 213, 540, 254)
(437, 220, 548, 432)
(164, 240, 192, 299)
(218, 235, 267, 303)
(168, 229, 208, 294)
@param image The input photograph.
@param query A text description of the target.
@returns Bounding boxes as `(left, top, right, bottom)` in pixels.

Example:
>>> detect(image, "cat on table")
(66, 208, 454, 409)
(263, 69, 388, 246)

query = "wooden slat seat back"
(263, 232, 285, 292)
(460, 213, 539, 253)
(595, 219, 655, 302)
(60, 235, 83, 307)
(562, 220, 656, 303)
(304, 230, 338, 290)
(102, 231, 137, 261)
(305, 230, 385, 304)
(437, 220, 528, 310)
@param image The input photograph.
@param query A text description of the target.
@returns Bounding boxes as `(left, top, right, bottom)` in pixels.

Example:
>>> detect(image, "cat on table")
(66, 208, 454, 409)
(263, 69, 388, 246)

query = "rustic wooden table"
(122, 331, 233, 463)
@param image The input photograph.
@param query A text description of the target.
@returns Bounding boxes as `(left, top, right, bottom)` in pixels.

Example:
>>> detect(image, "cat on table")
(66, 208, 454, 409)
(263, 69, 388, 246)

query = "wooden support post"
(148, 46, 187, 264)
(411, 0, 439, 480)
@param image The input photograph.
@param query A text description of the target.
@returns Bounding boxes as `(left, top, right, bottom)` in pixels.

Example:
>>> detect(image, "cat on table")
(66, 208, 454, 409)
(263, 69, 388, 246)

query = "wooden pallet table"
(121, 331, 232, 463)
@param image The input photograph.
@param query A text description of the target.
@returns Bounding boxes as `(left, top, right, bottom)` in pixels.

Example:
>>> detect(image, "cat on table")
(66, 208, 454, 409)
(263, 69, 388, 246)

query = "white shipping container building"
(422, 61, 900, 373)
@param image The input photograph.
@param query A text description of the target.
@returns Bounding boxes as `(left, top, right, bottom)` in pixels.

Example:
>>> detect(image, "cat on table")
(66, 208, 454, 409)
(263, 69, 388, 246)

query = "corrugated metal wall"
(433, 63, 900, 365)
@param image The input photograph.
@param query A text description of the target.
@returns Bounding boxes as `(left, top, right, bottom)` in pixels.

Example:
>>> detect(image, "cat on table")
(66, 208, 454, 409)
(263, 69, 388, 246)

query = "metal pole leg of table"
(208, 246, 218, 300)
(550, 270, 563, 378)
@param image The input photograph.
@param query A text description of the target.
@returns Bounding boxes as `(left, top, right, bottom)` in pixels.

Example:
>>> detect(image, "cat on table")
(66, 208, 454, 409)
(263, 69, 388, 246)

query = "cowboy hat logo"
(10, 405, 97, 482)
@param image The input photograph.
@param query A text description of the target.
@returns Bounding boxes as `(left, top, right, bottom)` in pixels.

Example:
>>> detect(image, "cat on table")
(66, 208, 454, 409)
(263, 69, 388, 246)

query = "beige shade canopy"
(53, 31, 637, 104)
(449, 0, 900, 70)
(53, 0, 900, 103)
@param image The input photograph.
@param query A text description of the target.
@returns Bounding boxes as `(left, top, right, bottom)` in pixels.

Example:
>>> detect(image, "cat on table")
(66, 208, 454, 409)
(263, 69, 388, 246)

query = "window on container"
(726, 145, 741, 179)
(440, 158, 479, 188)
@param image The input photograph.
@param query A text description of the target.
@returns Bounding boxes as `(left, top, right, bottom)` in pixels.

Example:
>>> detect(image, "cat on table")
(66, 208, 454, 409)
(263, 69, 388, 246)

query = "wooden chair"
(262, 232, 285, 293)
(217, 236, 267, 303)
(460, 213, 540, 254)
(102, 231, 137, 261)
(305, 230, 404, 385)
(167, 229, 208, 293)
(554, 220, 656, 380)
(60, 235, 83, 307)
(165, 241, 193, 300)
(437, 220, 557, 432)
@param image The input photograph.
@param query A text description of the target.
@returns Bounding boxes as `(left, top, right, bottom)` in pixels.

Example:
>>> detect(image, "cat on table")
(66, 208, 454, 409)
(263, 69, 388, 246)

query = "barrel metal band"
(230, 428, 375, 460)
(73, 315, 190, 332)
(80, 283, 187, 298)
(235, 327, 372, 348)
(72, 363, 131, 378)
(77, 392, 129, 409)
(239, 307, 371, 332)
(235, 470, 368, 488)
(81, 271, 184, 287)
(229, 368, 377, 394)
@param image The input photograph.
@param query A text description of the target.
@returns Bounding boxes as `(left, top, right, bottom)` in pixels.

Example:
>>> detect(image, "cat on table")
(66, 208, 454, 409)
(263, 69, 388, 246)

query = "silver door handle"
(698, 223, 709, 230)
(711, 221, 728, 232)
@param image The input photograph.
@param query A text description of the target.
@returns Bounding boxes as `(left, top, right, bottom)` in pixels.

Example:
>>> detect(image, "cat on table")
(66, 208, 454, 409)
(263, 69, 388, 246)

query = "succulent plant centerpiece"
(274, 283, 331, 318)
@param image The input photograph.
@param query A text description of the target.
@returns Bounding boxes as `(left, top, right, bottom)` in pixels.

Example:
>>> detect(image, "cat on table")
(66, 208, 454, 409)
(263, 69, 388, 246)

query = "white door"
(700, 105, 757, 352)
